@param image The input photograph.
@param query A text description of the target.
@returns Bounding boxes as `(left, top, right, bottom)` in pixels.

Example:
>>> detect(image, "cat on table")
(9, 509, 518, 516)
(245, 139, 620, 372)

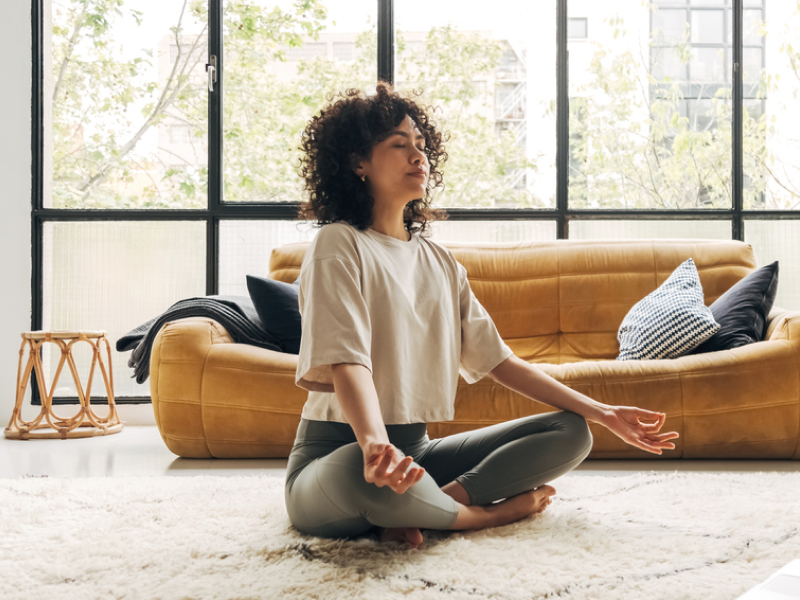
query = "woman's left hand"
(601, 406, 680, 455)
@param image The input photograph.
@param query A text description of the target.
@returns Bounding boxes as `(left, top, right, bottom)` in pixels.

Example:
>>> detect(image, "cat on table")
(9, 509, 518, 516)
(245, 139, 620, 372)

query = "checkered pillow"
(617, 258, 720, 361)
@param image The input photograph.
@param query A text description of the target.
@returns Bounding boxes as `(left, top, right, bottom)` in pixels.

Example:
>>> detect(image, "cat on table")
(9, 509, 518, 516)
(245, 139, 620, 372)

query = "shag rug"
(1, 471, 798, 600)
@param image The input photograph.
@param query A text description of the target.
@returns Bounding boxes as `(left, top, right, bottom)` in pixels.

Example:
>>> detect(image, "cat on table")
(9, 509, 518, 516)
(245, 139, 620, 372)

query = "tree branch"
(53, 2, 89, 102)
(78, 0, 209, 198)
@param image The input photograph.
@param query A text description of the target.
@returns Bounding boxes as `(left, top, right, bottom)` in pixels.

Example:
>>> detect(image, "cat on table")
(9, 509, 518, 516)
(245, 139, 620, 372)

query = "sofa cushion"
(689, 261, 779, 355)
(617, 258, 720, 360)
(245, 275, 301, 354)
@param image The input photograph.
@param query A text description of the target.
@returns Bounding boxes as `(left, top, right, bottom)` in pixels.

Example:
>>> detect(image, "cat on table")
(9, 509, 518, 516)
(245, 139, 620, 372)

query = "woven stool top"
(22, 330, 107, 341)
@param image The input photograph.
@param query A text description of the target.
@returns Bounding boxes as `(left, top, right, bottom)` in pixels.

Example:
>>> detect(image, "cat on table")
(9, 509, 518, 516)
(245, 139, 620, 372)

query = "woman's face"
(353, 114, 429, 208)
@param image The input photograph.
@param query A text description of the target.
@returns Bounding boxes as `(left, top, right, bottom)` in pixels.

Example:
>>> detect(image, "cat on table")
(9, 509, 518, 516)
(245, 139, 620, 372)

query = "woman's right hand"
(362, 440, 425, 494)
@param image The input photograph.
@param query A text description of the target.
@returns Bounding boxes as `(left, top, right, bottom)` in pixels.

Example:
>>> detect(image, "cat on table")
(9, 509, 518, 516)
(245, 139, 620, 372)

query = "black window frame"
(31, 0, 800, 405)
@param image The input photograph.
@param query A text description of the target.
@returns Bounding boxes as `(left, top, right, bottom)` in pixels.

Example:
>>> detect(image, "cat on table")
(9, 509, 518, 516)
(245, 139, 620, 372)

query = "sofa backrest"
(269, 238, 757, 363)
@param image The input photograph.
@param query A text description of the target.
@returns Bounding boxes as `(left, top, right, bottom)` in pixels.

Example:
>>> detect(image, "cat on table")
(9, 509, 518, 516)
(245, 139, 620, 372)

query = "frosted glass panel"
(429, 220, 557, 243)
(219, 219, 557, 296)
(220, 221, 320, 296)
(43, 222, 206, 400)
(570, 220, 730, 240)
(745, 220, 800, 311)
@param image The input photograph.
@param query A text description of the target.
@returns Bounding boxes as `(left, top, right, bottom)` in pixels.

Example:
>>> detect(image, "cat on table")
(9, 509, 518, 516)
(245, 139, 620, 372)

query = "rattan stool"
(4, 330, 123, 440)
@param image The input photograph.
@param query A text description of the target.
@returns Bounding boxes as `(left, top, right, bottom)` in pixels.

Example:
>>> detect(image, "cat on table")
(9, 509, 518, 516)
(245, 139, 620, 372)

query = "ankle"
(441, 480, 471, 505)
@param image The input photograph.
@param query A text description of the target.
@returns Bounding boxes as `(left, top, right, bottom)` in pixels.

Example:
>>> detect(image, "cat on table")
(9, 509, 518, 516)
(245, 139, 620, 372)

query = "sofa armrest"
(149, 317, 237, 457)
(766, 306, 800, 344)
(150, 316, 304, 458)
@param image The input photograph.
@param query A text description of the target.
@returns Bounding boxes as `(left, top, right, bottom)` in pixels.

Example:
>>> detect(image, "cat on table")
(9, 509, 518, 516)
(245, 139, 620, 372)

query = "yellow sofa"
(149, 238, 800, 460)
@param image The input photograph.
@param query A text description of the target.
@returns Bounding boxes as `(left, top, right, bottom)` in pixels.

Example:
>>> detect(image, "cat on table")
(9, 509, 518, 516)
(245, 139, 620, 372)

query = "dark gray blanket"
(116, 295, 283, 384)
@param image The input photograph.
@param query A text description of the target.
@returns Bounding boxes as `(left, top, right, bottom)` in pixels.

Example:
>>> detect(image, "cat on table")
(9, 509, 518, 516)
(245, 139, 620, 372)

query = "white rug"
(1, 471, 798, 600)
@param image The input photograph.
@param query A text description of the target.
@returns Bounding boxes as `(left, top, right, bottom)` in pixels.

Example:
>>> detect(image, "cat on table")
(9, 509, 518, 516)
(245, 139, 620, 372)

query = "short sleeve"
(295, 256, 373, 392)
(457, 260, 514, 384)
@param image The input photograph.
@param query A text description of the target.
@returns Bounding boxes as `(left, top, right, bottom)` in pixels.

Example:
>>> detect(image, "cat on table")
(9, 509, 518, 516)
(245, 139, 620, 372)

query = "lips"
(408, 171, 426, 178)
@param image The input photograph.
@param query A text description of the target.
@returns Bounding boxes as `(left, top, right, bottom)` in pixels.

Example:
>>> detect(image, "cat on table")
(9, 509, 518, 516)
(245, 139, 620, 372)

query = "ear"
(350, 154, 365, 178)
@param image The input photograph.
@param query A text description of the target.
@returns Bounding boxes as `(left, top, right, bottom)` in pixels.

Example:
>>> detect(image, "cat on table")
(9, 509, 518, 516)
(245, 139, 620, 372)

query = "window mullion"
(378, 0, 394, 86)
(732, 0, 744, 241)
(557, 0, 568, 239)
(208, 0, 223, 295)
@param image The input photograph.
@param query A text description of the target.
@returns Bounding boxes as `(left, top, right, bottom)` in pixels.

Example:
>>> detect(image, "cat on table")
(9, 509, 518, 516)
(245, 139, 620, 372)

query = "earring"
(360, 174, 366, 182)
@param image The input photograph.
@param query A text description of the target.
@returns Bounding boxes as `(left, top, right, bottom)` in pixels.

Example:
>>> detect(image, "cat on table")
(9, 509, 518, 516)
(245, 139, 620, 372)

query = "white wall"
(0, 1, 33, 428)
(0, 0, 155, 428)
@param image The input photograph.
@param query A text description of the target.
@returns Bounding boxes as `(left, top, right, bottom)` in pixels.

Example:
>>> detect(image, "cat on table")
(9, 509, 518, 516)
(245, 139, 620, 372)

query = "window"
(568, 17, 588, 39)
(333, 42, 356, 62)
(32, 0, 800, 404)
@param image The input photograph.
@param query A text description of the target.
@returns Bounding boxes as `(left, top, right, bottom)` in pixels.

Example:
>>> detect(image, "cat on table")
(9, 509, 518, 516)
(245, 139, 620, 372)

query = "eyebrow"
(389, 131, 425, 141)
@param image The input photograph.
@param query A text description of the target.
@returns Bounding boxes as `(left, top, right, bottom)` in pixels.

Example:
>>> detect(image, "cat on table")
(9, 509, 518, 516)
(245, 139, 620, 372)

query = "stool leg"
(86, 335, 122, 429)
(4, 338, 46, 438)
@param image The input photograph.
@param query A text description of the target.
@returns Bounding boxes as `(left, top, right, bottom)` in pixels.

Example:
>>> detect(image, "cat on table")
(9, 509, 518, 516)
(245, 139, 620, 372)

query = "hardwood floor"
(1, 426, 797, 479)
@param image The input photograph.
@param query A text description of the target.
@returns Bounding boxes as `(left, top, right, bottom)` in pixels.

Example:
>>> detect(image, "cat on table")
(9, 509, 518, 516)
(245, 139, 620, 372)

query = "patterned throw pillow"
(617, 258, 720, 361)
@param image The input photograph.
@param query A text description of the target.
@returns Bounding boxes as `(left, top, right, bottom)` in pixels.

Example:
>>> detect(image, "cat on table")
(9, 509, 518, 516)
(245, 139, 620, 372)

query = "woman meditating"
(285, 82, 679, 549)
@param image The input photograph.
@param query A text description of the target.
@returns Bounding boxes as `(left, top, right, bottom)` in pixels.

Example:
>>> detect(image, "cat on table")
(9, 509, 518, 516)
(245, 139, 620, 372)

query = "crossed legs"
(284, 411, 592, 545)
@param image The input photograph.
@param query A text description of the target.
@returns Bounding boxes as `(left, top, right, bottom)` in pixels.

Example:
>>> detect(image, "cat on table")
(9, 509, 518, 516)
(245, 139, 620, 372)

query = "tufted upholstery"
(150, 238, 800, 460)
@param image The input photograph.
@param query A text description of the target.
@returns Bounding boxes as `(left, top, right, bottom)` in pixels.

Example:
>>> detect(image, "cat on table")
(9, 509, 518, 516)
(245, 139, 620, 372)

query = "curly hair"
(295, 81, 449, 237)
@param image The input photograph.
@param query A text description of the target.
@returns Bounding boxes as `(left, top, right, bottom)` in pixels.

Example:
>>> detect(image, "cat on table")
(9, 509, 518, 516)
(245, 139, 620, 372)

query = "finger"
(638, 433, 680, 453)
(375, 446, 394, 478)
(390, 456, 415, 484)
(644, 438, 676, 450)
(635, 409, 666, 425)
(647, 431, 680, 441)
(395, 467, 425, 494)
(390, 465, 420, 494)
(641, 432, 679, 448)
(637, 442, 663, 455)
(641, 413, 667, 430)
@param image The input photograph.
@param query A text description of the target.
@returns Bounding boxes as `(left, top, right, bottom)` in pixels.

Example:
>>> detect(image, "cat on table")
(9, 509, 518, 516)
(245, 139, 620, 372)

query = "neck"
(370, 206, 409, 242)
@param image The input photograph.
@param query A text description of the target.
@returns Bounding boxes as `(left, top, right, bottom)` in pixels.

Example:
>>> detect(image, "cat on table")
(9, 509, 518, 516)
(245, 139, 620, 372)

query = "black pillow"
(245, 275, 301, 354)
(689, 261, 779, 355)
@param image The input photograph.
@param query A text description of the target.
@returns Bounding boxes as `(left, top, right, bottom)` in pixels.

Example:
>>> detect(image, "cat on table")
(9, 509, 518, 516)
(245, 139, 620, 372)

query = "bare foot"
(376, 526, 424, 549)
(483, 485, 556, 528)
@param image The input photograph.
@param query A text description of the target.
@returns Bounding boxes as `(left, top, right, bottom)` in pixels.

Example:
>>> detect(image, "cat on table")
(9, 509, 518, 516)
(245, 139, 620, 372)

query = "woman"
(286, 82, 679, 549)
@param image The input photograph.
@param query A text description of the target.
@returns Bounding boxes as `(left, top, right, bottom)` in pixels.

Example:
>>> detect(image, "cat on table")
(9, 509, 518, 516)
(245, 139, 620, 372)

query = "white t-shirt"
(294, 221, 514, 424)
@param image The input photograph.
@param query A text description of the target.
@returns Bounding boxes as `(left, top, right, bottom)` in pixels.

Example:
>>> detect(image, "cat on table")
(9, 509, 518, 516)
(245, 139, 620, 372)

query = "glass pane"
(651, 47, 687, 81)
(653, 9, 688, 45)
(743, 1, 800, 210)
(568, 18, 588, 39)
(745, 220, 800, 310)
(690, 10, 724, 44)
(743, 47, 763, 85)
(744, 9, 763, 44)
(222, 1, 377, 203)
(690, 47, 726, 82)
(46, 0, 208, 209)
(220, 220, 320, 296)
(569, 1, 731, 209)
(570, 220, 730, 240)
(396, 1, 556, 209)
(429, 220, 557, 242)
(219, 219, 557, 296)
(43, 222, 206, 399)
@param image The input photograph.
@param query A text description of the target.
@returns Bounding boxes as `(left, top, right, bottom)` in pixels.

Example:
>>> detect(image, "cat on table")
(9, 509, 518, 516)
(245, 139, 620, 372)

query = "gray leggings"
(284, 411, 593, 539)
